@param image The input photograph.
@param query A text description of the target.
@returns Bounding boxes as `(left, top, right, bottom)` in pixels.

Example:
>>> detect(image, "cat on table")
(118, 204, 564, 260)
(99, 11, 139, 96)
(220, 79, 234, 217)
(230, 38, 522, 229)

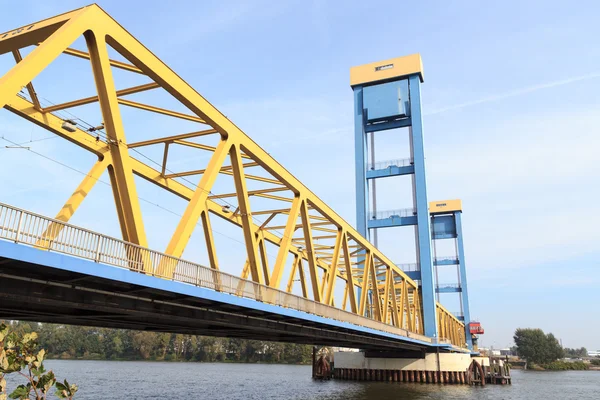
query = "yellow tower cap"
(350, 54, 424, 87)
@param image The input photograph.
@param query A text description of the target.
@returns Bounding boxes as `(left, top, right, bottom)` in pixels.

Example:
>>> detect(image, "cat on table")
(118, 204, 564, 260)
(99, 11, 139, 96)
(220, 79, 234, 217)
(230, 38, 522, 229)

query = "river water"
(5, 361, 600, 399)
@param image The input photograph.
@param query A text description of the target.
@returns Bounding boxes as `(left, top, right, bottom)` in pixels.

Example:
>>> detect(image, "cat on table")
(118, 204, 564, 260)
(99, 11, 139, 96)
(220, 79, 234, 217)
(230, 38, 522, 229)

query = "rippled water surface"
(6, 361, 600, 399)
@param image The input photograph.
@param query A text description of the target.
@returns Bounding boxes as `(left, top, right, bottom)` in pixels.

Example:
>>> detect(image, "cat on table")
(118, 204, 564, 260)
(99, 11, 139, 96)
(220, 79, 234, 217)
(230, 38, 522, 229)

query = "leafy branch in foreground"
(0, 323, 77, 400)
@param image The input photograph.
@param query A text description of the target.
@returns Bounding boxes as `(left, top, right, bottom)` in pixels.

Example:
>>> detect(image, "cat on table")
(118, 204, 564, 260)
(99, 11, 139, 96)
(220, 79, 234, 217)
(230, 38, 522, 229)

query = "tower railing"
(0, 201, 433, 344)
(370, 208, 416, 220)
(369, 158, 414, 170)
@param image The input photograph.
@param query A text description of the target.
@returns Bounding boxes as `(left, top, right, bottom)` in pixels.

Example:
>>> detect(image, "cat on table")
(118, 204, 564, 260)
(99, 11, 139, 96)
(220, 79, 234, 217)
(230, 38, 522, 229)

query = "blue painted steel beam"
(432, 233, 457, 240)
(366, 165, 415, 179)
(455, 211, 473, 350)
(408, 75, 438, 338)
(354, 86, 369, 240)
(433, 258, 459, 266)
(436, 286, 462, 293)
(368, 216, 417, 228)
(365, 117, 412, 133)
(404, 271, 421, 281)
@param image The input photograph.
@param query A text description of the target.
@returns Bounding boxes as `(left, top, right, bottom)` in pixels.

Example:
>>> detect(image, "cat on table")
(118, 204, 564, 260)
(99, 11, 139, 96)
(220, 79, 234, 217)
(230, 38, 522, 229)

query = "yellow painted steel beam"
(35, 157, 111, 248)
(381, 267, 391, 324)
(61, 46, 145, 74)
(162, 138, 230, 262)
(43, 82, 159, 113)
(263, 221, 333, 231)
(0, 7, 93, 114)
(230, 144, 263, 284)
(117, 98, 206, 123)
(0, 7, 87, 55)
(163, 162, 259, 179)
(208, 187, 289, 200)
(300, 200, 321, 302)
(257, 233, 270, 286)
(219, 170, 282, 185)
(323, 229, 342, 304)
(200, 208, 219, 271)
(6, 96, 357, 290)
(341, 232, 358, 314)
(11, 50, 41, 110)
(85, 29, 148, 251)
(253, 193, 293, 203)
(296, 257, 309, 298)
(358, 250, 372, 316)
(389, 273, 401, 328)
(173, 139, 251, 160)
(286, 254, 299, 293)
(269, 196, 301, 288)
(128, 128, 219, 148)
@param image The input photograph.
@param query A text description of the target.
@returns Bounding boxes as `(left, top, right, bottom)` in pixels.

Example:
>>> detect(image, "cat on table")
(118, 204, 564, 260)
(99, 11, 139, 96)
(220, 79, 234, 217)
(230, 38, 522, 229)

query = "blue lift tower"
(430, 200, 474, 351)
(350, 54, 438, 340)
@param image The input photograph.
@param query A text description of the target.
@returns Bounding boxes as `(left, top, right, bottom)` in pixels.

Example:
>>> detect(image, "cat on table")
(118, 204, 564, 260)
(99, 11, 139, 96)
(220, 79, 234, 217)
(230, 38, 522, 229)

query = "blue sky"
(1, 0, 599, 350)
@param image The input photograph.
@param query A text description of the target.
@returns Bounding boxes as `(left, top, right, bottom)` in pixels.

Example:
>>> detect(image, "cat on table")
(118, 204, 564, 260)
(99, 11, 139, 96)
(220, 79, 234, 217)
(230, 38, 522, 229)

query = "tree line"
(7, 321, 313, 364)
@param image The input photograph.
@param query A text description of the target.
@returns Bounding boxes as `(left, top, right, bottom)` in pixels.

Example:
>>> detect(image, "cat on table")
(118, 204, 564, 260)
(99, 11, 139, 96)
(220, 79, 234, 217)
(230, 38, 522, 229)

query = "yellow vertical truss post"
(399, 280, 406, 329)
(257, 232, 270, 286)
(358, 250, 372, 317)
(403, 281, 414, 331)
(35, 157, 110, 247)
(235, 260, 250, 296)
(286, 254, 300, 293)
(299, 200, 321, 302)
(381, 267, 392, 324)
(369, 256, 382, 321)
(323, 229, 343, 305)
(269, 197, 301, 288)
(297, 257, 309, 298)
(341, 233, 358, 313)
(389, 274, 401, 328)
(200, 209, 221, 290)
(230, 144, 263, 285)
(84, 31, 148, 247)
(415, 288, 423, 334)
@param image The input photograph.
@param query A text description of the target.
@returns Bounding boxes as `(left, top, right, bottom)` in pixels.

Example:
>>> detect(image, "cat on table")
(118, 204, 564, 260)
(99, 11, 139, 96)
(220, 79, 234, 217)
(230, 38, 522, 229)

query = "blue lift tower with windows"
(350, 54, 438, 340)
(430, 200, 474, 351)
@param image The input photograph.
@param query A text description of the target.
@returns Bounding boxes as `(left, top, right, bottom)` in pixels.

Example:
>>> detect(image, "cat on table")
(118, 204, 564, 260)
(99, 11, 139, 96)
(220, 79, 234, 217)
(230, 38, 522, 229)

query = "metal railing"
(0, 202, 432, 343)
(369, 158, 414, 171)
(434, 256, 459, 263)
(371, 208, 416, 220)
(437, 283, 461, 290)
(395, 262, 419, 272)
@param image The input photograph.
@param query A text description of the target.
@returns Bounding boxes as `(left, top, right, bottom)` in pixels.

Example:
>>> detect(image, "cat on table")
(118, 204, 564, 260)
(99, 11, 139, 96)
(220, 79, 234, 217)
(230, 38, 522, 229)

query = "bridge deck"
(0, 239, 458, 352)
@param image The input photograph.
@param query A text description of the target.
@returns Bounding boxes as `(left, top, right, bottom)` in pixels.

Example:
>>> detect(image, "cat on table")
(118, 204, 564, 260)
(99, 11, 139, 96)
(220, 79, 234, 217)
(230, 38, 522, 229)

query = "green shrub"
(542, 361, 588, 371)
(590, 359, 600, 366)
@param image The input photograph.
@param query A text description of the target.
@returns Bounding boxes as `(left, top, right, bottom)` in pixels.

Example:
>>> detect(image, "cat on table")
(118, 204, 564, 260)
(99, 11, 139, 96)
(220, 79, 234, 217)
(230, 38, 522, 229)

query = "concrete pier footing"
(333, 351, 489, 385)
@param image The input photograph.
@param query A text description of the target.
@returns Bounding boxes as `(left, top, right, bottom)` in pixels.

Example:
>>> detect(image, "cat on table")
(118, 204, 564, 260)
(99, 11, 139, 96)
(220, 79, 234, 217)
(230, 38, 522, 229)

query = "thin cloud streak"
(425, 71, 600, 115)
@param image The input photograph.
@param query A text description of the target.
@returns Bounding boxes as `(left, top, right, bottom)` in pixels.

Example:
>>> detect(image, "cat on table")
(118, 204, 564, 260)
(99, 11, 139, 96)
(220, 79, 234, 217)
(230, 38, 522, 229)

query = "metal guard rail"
(371, 208, 416, 220)
(369, 158, 414, 171)
(0, 202, 435, 344)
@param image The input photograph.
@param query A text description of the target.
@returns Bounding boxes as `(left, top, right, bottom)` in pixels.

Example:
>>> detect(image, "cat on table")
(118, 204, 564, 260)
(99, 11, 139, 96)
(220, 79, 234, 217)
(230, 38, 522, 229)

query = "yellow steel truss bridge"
(0, 4, 465, 348)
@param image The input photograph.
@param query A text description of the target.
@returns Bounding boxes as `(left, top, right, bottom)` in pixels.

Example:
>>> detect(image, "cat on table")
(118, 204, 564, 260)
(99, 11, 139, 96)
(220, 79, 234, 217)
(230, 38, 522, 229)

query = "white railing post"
(14, 210, 24, 243)
(195, 265, 200, 287)
(94, 236, 103, 262)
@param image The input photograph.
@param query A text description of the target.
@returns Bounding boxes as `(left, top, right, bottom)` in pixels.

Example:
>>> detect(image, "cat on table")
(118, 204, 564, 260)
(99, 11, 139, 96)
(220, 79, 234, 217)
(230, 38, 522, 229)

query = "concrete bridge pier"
(332, 350, 489, 384)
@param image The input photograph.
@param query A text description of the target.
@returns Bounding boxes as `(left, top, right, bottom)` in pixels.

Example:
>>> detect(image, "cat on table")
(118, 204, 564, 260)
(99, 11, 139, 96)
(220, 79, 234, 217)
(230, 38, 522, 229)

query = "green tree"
(514, 328, 565, 367)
